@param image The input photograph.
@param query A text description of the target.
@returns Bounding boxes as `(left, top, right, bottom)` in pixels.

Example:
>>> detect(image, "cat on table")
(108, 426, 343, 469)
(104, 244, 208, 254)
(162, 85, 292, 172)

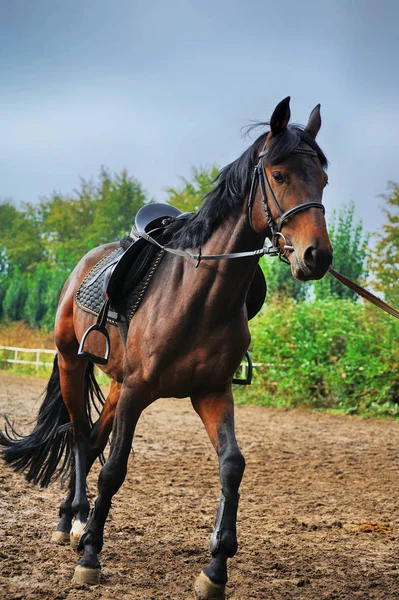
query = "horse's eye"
(272, 171, 284, 184)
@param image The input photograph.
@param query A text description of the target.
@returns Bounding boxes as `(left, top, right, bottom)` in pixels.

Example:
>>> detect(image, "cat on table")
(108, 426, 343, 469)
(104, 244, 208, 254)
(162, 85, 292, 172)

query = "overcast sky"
(1, 0, 398, 234)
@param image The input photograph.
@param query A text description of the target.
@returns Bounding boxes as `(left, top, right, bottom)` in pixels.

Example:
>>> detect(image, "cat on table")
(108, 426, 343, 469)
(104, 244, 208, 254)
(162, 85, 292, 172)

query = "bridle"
(247, 141, 325, 263)
(133, 142, 326, 265)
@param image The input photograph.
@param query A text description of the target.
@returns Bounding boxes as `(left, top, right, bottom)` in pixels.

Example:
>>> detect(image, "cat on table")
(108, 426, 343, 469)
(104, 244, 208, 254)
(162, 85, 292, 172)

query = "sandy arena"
(0, 373, 398, 599)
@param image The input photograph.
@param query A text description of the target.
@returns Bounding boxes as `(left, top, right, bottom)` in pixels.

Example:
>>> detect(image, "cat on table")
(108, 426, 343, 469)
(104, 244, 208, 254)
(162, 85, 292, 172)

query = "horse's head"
(249, 97, 333, 281)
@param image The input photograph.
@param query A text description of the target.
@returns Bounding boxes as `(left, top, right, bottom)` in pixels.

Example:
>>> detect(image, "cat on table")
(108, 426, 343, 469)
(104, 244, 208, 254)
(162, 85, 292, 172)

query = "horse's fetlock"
(72, 498, 90, 516)
(77, 528, 103, 554)
(212, 529, 238, 559)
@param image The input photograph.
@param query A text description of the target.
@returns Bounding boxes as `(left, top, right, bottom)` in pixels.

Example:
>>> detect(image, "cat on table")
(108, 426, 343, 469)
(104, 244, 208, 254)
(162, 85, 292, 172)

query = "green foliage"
(3, 268, 29, 321)
(261, 258, 309, 301)
(0, 200, 44, 274)
(86, 168, 149, 247)
(0, 168, 149, 328)
(236, 297, 399, 417)
(166, 166, 219, 213)
(0, 274, 7, 319)
(39, 167, 148, 270)
(314, 202, 369, 300)
(24, 264, 50, 327)
(370, 183, 399, 307)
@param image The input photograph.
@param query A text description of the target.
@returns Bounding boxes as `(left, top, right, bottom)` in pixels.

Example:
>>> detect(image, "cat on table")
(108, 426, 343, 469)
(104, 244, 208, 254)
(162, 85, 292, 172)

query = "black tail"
(0, 356, 105, 487)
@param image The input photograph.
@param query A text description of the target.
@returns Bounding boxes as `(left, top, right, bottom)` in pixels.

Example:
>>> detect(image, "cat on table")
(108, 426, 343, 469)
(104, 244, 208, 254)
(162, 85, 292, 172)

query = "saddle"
(76, 203, 266, 383)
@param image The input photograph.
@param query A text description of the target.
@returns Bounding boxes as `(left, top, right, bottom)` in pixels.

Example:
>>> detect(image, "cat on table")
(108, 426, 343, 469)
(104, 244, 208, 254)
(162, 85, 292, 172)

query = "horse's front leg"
(191, 388, 245, 600)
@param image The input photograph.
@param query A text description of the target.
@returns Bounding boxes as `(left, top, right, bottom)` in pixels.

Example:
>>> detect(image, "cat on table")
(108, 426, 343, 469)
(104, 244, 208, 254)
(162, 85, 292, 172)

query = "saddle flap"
(105, 237, 148, 304)
(246, 266, 267, 320)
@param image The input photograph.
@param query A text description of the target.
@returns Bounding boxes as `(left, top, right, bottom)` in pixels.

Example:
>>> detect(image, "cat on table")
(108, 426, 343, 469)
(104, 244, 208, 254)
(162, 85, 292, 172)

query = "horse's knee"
(219, 447, 245, 492)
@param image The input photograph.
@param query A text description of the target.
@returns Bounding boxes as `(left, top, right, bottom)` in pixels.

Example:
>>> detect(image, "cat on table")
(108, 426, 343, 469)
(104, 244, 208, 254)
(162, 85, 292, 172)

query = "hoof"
(72, 565, 100, 586)
(50, 530, 70, 545)
(194, 571, 226, 600)
(70, 520, 85, 553)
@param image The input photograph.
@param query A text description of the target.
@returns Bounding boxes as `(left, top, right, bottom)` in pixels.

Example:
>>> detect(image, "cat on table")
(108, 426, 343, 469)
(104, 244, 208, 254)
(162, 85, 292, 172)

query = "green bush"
(236, 298, 399, 417)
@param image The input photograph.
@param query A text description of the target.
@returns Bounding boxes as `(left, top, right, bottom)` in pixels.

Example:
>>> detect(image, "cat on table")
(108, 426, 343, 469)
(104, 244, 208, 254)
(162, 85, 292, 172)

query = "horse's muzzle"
(292, 244, 333, 281)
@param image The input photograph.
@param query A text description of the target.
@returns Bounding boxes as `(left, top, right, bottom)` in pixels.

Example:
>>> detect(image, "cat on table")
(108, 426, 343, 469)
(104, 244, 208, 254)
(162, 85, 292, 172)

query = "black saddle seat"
(132, 203, 183, 236)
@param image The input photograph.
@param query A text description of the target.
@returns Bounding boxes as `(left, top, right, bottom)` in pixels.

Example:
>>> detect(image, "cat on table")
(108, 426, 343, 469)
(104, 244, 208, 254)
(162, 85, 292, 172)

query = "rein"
(328, 268, 399, 320)
(130, 226, 280, 265)
(132, 229, 399, 321)
(132, 143, 399, 321)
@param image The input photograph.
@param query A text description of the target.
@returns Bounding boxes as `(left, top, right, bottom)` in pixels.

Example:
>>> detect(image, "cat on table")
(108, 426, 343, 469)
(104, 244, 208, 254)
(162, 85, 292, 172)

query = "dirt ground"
(0, 373, 399, 600)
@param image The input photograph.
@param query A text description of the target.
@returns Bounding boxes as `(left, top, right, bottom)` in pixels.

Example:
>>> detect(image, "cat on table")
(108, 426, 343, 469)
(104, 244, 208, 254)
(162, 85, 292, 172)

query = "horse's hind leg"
(52, 379, 121, 546)
(191, 388, 245, 600)
(87, 380, 121, 467)
(54, 354, 92, 550)
(73, 382, 145, 584)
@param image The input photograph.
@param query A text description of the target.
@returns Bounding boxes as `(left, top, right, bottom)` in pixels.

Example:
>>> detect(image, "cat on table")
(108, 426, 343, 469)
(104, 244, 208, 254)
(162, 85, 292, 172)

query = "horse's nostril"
(304, 246, 317, 270)
(303, 245, 333, 273)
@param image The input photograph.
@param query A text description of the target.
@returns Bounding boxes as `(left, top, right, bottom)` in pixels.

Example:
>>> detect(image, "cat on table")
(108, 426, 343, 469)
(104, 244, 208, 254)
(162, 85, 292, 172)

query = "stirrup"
(78, 300, 111, 365)
(232, 350, 253, 386)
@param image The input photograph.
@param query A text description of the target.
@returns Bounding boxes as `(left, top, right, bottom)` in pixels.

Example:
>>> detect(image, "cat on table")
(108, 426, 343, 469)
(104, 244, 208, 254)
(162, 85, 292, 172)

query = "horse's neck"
(187, 213, 264, 317)
(203, 212, 263, 261)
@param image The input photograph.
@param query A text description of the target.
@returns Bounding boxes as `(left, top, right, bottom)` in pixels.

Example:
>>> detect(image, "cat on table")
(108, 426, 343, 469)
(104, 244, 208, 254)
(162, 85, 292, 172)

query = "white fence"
(0, 346, 56, 369)
(0, 345, 261, 376)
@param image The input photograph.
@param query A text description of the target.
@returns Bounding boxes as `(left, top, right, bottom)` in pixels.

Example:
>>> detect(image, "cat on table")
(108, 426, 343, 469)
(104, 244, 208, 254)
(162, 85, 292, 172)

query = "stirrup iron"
(78, 300, 111, 365)
(232, 350, 253, 386)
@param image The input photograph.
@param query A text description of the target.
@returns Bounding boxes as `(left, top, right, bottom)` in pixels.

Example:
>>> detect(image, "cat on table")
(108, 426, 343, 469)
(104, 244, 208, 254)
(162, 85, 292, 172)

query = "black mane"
(167, 124, 328, 250)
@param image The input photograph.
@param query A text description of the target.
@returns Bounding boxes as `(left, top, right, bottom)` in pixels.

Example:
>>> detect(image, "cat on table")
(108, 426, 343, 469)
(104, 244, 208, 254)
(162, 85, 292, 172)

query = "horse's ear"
(305, 104, 321, 138)
(270, 97, 291, 135)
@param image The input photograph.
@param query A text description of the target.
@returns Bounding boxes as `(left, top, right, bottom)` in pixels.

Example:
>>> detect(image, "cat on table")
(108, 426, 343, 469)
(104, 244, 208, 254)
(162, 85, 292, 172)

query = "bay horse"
(0, 97, 332, 599)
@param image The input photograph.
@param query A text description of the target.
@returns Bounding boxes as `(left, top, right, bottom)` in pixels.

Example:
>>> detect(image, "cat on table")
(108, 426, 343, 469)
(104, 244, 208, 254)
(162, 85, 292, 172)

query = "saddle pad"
(75, 250, 122, 325)
(75, 246, 165, 325)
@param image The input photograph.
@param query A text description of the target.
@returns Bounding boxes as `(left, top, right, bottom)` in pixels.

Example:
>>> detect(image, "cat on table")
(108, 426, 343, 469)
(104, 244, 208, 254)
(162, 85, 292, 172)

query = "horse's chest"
(143, 327, 248, 396)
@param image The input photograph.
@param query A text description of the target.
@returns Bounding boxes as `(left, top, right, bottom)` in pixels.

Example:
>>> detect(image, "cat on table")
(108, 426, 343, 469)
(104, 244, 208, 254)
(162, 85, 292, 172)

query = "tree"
(166, 166, 219, 213)
(86, 167, 149, 246)
(369, 183, 399, 307)
(3, 268, 29, 321)
(0, 199, 44, 274)
(313, 202, 369, 301)
(24, 264, 51, 327)
(0, 167, 149, 327)
(39, 168, 149, 271)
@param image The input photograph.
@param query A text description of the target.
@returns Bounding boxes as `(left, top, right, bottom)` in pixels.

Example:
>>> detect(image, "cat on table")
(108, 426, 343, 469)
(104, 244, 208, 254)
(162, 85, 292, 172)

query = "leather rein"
(132, 144, 399, 321)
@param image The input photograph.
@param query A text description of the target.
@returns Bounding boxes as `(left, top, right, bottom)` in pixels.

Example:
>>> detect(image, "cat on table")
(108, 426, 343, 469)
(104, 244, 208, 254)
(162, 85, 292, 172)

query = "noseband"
(247, 143, 326, 261)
